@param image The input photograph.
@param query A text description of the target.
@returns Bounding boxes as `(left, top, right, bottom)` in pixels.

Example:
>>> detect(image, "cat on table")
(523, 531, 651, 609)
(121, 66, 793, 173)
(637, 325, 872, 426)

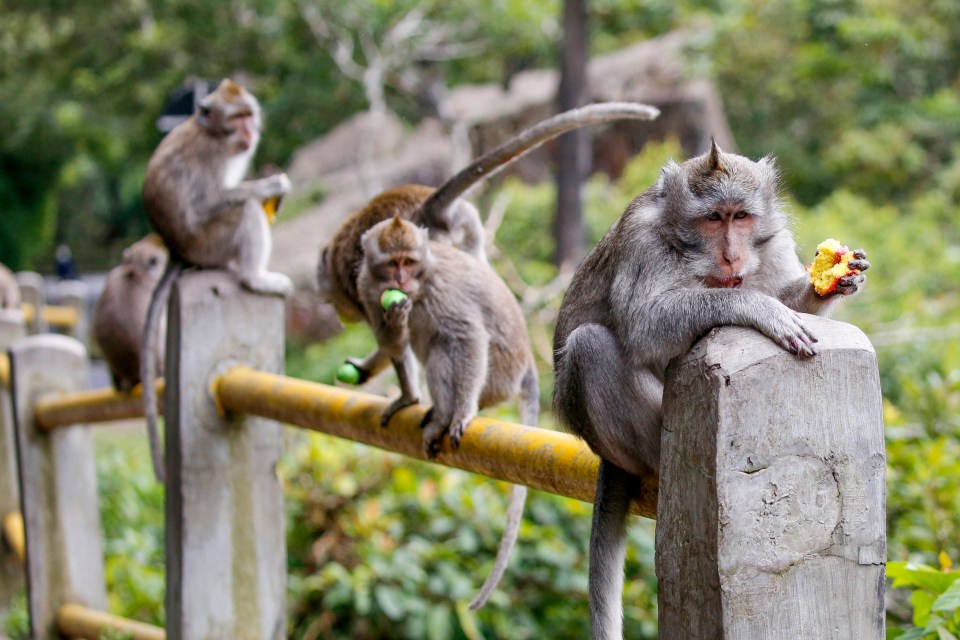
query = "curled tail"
(419, 102, 659, 230)
(141, 259, 184, 483)
(468, 365, 539, 611)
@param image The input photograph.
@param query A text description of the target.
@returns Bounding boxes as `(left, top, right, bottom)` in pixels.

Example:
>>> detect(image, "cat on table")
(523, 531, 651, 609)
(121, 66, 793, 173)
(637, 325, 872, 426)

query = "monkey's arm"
(208, 174, 292, 218)
(620, 287, 820, 365)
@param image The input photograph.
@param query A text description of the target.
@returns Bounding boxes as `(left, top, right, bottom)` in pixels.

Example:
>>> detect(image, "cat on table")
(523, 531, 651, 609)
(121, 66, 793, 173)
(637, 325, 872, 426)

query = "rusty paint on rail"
(56, 603, 165, 640)
(21, 302, 79, 329)
(2, 511, 25, 562)
(216, 366, 657, 517)
(33, 379, 164, 430)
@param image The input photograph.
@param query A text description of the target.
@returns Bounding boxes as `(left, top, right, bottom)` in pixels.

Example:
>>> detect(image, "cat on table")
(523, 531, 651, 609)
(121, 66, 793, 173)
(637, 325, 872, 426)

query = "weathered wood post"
(0, 310, 27, 613)
(164, 270, 286, 640)
(656, 315, 885, 639)
(9, 334, 107, 639)
(56, 279, 89, 342)
(16, 271, 48, 334)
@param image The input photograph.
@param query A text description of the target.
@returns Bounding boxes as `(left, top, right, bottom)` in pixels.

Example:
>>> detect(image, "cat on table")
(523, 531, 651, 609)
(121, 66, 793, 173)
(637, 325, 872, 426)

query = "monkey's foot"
(241, 271, 294, 297)
(381, 395, 418, 428)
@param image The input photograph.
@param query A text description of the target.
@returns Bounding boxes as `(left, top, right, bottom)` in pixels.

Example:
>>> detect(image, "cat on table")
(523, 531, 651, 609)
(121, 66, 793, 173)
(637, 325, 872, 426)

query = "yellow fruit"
(807, 238, 859, 296)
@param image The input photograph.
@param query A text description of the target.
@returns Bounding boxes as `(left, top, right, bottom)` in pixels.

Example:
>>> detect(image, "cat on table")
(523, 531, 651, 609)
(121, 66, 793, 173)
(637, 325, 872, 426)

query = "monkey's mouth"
(705, 276, 743, 288)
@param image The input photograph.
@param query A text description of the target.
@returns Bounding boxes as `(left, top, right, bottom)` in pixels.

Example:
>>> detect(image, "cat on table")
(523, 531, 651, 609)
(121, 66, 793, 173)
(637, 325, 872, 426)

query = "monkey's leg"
(234, 201, 293, 296)
(421, 333, 487, 456)
(555, 323, 662, 476)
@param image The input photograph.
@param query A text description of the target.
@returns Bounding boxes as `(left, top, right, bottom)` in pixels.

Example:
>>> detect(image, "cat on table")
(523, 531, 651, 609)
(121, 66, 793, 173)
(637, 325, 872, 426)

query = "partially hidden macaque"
(552, 141, 869, 640)
(357, 215, 539, 610)
(317, 102, 659, 382)
(0, 263, 20, 310)
(93, 235, 168, 392)
(140, 78, 292, 482)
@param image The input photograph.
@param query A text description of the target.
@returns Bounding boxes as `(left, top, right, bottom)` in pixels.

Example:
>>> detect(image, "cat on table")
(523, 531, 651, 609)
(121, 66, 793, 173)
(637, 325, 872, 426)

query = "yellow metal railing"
(2, 511, 25, 562)
(56, 604, 165, 640)
(33, 380, 164, 431)
(216, 366, 658, 517)
(0, 353, 8, 389)
(21, 302, 80, 330)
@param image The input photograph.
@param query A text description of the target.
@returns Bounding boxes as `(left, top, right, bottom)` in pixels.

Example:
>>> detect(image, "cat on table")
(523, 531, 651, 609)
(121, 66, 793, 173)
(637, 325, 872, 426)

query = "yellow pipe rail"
(2, 511, 25, 562)
(33, 380, 165, 431)
(216, 366, 658, 517)
(0, 352, 8, 388)
(57, 603, 165, 640)
(21, 302, 79, 329)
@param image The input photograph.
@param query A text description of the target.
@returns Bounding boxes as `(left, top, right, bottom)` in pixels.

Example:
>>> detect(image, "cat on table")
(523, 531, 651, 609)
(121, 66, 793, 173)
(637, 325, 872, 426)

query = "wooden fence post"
(656, 315, 886, 639)
(56, 279, 89, 342)
(9, 334, 107, 639)
(164, 270, 286, 640)
(0, 311, 27, 615)
(16, 272, 48, 334)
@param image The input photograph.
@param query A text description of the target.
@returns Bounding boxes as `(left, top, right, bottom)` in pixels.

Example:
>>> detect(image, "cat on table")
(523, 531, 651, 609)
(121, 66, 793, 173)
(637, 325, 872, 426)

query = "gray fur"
(552, 141, 869, 639)
(357, 217, 539, 609)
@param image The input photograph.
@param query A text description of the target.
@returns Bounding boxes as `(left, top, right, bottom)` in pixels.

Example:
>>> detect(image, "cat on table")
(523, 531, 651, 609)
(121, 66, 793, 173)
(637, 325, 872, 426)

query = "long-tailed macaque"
(317, 102, 659, 382)
(0, 264, 20, 310)
(357, 215, 539, 610)
(140, 78, 292, 481)
(552, 141, 869, 640)
(93, 235, 168, 392)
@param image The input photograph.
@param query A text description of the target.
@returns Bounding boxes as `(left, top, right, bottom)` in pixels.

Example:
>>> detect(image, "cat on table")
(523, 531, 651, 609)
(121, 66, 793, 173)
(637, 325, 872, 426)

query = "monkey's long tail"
(589, 460, 633, 640)
(468, 365, 539, 611)
(419, 102, 660, 230)
(468, 483, 527, 611)
(140, 259, 185, 483)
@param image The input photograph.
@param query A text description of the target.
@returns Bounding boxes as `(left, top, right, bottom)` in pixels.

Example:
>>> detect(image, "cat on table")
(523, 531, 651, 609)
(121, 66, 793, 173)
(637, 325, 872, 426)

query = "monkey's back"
(411, 243, 533, 409)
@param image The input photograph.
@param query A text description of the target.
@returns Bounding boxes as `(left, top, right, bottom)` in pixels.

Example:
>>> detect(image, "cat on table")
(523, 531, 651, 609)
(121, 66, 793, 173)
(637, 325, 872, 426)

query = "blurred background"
(1, 0, 958, 638)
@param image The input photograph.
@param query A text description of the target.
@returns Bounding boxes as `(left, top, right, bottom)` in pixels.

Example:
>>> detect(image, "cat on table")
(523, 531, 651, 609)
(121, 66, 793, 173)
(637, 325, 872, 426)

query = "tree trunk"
(553, 0, 590, 270)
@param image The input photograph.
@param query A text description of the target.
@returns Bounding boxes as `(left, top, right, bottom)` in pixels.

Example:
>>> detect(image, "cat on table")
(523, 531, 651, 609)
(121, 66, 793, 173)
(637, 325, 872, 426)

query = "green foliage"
(282, 432, 657, 639)
(1, 591, 29, 639)
(94, 432, 166, 626)
(888, 554, 960, 639)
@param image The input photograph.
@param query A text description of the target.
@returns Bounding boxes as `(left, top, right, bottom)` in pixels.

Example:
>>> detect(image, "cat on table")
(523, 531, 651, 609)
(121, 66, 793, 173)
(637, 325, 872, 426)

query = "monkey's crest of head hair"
(218, 78, 245, 99)
(658, 140, 782, 220)
(369, 215, 425, 254)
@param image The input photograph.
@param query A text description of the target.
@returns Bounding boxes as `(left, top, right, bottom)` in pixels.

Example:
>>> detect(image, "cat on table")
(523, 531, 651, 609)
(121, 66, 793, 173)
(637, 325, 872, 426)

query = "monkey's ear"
(708, 138, 724, 173)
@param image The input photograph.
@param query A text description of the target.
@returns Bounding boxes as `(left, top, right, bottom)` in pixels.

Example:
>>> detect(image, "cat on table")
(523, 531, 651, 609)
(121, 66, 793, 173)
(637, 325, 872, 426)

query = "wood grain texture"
(164, 270, 286, 640)
(9, 334, 106, 639)
(656, 315, 885, 640)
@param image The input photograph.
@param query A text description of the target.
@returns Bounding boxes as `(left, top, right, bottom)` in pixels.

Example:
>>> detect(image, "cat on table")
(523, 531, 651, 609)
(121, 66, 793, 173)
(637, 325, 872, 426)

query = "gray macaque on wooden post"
(656, 315, 885, 639)
(9, 334, 107, 639)
(164, 270, 286, 640)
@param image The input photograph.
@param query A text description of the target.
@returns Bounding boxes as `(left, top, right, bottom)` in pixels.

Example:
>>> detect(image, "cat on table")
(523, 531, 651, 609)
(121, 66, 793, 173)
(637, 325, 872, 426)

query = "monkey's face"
(360, 217, 432, 299)
(660, 143, 782, 286)
(197, 79, 263, 154)
(121, 241, 168, 283)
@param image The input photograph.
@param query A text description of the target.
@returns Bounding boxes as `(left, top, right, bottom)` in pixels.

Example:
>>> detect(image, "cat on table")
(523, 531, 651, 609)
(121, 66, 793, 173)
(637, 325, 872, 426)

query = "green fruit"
(336, 362, 361, 385)
(380, 288, 409, 310)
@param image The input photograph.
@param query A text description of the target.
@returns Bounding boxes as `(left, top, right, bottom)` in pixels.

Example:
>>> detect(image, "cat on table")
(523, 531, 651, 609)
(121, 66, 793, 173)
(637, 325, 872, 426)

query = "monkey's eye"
(199, 105, 211, 118)
(733, 210, 749, 219)
(400, 258, 418, 268)
(148, 257, 159, 267)
(706, 211, 722, 221)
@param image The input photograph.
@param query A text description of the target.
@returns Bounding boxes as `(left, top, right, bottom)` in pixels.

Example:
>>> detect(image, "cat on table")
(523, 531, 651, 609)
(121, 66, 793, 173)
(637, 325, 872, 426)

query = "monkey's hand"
(808, 240, 869, 297)
(829, 249, 869, 297)
(754, 301, 820, 358)
(381, 393, 418, 428)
